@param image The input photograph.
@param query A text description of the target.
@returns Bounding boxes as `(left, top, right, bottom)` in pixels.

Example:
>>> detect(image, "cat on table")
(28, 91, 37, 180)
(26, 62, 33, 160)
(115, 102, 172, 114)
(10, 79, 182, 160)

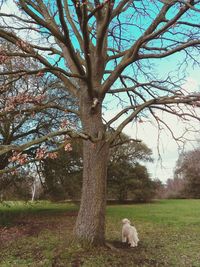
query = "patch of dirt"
(108, 240, 146, 252)
(109, 240, 131, 249)
(0, 211, 78, 246)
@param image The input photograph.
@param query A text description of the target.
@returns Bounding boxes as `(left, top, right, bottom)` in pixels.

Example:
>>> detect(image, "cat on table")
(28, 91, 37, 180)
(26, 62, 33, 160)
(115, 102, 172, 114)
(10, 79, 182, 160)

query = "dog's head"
(122, 218, 131, 225)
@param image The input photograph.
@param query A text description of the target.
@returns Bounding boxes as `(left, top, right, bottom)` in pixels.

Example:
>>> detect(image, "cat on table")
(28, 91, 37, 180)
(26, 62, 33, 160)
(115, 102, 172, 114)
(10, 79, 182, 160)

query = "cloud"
(182, 77, 199, 94)
(1, 0, 18, 13)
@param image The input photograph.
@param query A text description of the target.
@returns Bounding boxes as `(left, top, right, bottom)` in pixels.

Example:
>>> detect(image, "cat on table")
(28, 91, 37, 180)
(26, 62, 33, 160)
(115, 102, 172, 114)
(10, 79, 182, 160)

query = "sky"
(1, 1, 200, 183)
(103, 65, 200, 183)
(124, 73, 200, 183)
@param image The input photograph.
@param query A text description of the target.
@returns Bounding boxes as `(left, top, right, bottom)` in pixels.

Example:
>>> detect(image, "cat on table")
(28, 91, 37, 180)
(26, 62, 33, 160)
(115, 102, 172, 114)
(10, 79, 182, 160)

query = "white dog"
(121, 218, 139, 247)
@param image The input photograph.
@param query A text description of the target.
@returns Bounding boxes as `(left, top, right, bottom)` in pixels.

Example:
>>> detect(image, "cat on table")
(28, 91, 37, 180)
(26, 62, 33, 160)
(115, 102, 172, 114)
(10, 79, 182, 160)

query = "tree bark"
(31, 181, 36, 202)
(74, 93, 109, 245)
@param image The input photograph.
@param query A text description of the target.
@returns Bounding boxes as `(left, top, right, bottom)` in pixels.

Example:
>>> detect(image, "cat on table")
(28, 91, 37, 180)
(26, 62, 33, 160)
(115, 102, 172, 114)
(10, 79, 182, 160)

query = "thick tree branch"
(0, 129, 89, 156)
(56, 0, 85, 75)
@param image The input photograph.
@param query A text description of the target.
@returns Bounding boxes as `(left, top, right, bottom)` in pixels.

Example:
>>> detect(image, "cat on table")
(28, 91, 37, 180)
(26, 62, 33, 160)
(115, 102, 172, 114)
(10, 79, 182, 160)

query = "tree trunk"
(74, 93, 109, 245)
(0, 155, 9, 170)
(31, 181, 36, 202)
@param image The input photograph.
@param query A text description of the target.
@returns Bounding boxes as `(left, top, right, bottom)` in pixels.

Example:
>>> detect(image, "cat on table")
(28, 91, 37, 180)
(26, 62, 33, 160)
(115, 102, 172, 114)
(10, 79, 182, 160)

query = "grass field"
(0, 199, 200, 267)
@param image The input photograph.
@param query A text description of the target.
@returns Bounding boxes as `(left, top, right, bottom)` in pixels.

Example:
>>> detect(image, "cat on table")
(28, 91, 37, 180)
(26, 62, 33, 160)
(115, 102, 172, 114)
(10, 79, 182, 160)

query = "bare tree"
(174, 148, 200, 198)
(0, 0, 200, 245)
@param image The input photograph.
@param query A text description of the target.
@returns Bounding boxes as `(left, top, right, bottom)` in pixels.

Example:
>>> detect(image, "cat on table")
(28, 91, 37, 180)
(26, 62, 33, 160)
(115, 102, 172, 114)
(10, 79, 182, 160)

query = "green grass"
(0, 199, 200, 266)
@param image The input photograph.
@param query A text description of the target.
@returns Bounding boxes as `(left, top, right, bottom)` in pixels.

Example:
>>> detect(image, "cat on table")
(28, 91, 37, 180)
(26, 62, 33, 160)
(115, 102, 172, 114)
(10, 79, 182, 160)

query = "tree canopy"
(1, 0, 200, 157)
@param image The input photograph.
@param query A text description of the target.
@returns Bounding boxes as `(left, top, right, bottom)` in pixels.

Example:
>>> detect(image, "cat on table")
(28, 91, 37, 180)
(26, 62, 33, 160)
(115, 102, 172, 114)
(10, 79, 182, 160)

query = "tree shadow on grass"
(0, 210, 78, 246)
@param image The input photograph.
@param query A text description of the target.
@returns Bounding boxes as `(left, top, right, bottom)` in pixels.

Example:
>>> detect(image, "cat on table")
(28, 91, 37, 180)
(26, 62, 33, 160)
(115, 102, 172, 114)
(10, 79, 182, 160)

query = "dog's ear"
(122, 218, 130, 224)
(122, 218, 127, 224)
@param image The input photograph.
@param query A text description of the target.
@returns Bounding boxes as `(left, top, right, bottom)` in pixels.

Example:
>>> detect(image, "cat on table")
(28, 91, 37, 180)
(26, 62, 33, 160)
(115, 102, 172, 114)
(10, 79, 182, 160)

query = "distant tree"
(108, 136, 156, 202)
(110, 135, 153, 164)
(40, 134, 154, 202)
(153, 179, 166, 199)
(108, 162, 157, 203)
(41, 140, 82, 201)
(163, 177, 186, 198)
(174, 149, 200, 198)
(0, 170, 41, 200)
